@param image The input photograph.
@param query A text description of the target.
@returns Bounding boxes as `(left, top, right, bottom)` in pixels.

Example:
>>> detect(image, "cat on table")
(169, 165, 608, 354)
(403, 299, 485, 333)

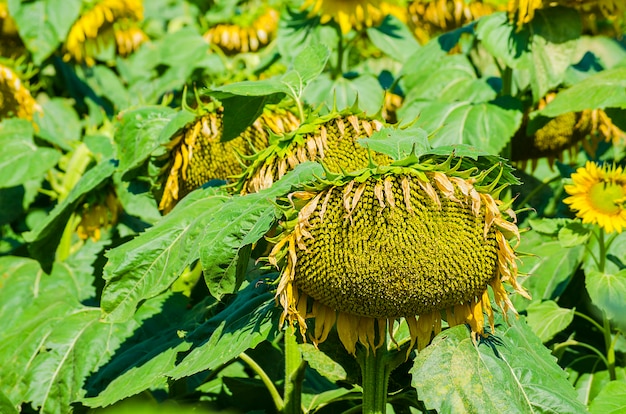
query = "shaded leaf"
(366, 14, 420, 64)
(24, 160, 116, 272)
(526, 300, 575, 342)
(0, 119, 60, 189)
(411, 317, 587, 414)
(570, 368, 626, 407)
(34, 98, 82, 151)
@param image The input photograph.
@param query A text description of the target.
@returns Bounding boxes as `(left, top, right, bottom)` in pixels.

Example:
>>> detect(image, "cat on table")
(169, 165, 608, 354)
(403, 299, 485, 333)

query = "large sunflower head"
(270, 154, 529, 355)
(564, 161, 626, 233)
(63, 0, 144, 66)
(239, 109, 389, 194)
(302, 0, 389, 34)
(76, 187, 122, 241)
(0, 63, 41, 122)
(408, 0, 500, 44)
(203, 7, 279, 55)
(0, 2, 26, 58)
(158, 104, 300, 213)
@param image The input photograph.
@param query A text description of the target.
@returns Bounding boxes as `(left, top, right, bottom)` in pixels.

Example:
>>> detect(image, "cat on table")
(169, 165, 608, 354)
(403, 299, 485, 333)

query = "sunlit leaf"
(526, 300, 575, 342)
(585, 270, 626, 329)
(357, 125, 430, 160)
(367, 14, 420, 63)
(0, 119, 60, 189)
(589, 381, 626, 414)
(304, 73, 385, 115)
(34, 98, 82, 151)
(411, 317, 586, 414)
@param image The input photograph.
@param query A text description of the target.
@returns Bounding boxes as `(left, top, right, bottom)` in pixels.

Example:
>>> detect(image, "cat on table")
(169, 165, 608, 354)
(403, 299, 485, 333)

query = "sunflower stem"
(357, 339, 392, 414)
(595, 228, 617, 381)
(333, 23, 345, 79)
(283, 325, 305, 414)
(239, 352, 284, 412)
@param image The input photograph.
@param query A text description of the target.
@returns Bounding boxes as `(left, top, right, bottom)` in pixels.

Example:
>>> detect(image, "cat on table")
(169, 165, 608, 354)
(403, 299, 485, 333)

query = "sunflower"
(158, 105, 300, 213)
(511, 92, 593, 171)
(508, 0, 625, 32)
(239, 110, 389, 194)
(64, 0, 144, 66)
(204, 8, 279, 55)
(76, 189, 122, 241)
(564, 162, 626, 233)
(408, 0, 499, 44)
(0, 63, 41, 122)
(588, 109, 626, 148)
(269, 156, 530, 354)
(114, 23, 148, 57)
(302, 0, 389, 34)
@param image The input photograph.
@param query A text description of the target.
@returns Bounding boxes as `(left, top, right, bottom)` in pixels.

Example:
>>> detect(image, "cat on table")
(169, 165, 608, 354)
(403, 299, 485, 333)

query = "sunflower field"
(1, 0, 626, 413)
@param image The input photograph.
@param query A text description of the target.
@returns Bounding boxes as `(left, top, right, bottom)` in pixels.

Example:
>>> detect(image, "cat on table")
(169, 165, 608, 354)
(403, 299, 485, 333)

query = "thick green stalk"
(283, 325, 305, 414)
(239, 352, 284, 412)
(595, 228, 617, 381)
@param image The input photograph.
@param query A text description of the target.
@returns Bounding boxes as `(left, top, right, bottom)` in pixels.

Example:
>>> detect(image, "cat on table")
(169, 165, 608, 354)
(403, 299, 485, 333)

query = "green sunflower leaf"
(411, 316, 587, 414)
(569, 368, 626, 407)
(34, 98, 82, 151)
(525, 300, 575, 342)
(0, 119, 60, 189)
(366, 14, 420, 64)
(535, 67, 626, 117)
(589, 381, 626, 414)
(0, 389, 18, 414)
(115, 106, 179, 176)
(303, 73, 385, 115)
(23, 159, 116, 272)
(101, 162, 324, 322)
(357, 125, 430, 161)
(585, 270, 626, 330)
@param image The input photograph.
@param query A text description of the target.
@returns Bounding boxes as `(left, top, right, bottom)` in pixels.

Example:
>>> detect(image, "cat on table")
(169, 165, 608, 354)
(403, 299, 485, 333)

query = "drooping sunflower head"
(203, 7, 279, 55)
(239, 109, 390, 195)
(270, 155, 529, 355)
(511, 92, 593, 171)
(564, 161, 626, 233)
(158, 104, 300, 213)
(302, 0, 390, 34)
(508, 0, 625, 33)
(408, 0, 500, 44)
(0, 2, 26, 58)
(64, 0, 144, 66)
(0, 63, 41, 122)
(76, 187, 122, 241)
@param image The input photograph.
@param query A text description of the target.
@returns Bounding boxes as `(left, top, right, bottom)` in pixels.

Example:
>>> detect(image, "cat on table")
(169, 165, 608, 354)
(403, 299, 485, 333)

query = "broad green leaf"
(219, 95, 277, 142)
(79, 66, 131, 111)
(585, 270, 626, 329)
(300, 343, 348, 383)
(536, 67, 626, 117)
(0, 389, 18, 414)
(291, 43, 331, 86)
(366, 14, 420, 64)
(168, 289, 276, 380)
(589, 381, 626, 414)
(0, 119, 60, 189)
(570, 368, 626, 406)
(200, 162, 326, 299)
(34, 98, 82, 151)
(100, 187, 229, 322)
(525, 300, 575, 342)
(24, 160, 116, 271)
(304, 73, 385, 115)
(115, 106, 178, 176)
(9, 0, 82, 64)
(411, 317, 587, 414)
(398, 99, 523, 155)
(475, 12, 531, 69)
(513, 229, 584, 311)
(302, 388, 357, 413)
(558, 221, 592, 248)
(357, 125, 430, 160)
(0, 250, 142, 414)
(528, 217, 573, 236)
(102, 162, 324, 322)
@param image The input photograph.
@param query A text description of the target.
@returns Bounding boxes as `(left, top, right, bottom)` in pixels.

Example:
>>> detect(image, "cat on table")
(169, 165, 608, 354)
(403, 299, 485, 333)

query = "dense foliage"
(1, 0, 625, 413)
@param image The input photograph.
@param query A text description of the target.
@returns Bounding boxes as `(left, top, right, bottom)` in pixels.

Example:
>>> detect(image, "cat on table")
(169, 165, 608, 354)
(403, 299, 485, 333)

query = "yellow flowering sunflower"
(302, 0, 387, 34)
(270, 156, 530, 354)
(0, 63, 41, 122)
(239, 110, 389, 194)
(204, 8, 279, 55)
(158, 105, 300, 213)
(508, 0, 625, 32)
(408, 0, 500, 44)
(564, 162, 626, 233)
(64, 0, 144, 66)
